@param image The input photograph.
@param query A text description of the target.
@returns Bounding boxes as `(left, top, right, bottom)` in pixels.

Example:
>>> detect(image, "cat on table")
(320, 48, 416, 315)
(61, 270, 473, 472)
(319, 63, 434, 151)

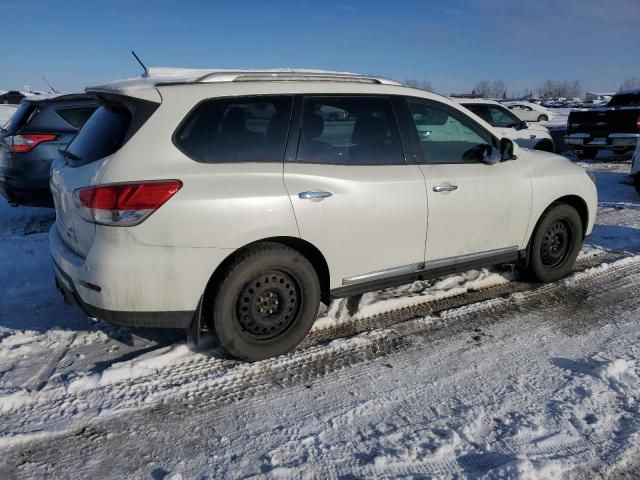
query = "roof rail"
(194, 71, 401, 86)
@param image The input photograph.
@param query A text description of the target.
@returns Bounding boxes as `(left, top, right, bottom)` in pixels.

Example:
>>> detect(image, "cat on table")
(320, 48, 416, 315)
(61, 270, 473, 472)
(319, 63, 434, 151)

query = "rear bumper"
(49, 224, 233, 328)
(565, 133, 639, 150)
(50, 225, 196, 328)
(53, 259, 195, 328)
(0, 176, 53, 207)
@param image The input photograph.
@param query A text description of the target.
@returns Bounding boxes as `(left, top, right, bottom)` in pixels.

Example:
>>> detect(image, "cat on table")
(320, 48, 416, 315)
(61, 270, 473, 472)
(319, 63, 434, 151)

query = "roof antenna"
(41, 76, 58, 93)
(131, 50, 149, 77)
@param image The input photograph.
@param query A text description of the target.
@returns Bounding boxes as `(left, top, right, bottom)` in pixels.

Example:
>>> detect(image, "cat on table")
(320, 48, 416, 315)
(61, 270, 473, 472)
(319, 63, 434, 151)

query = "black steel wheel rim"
(540, 219, 573, 268)
(235, 269, 302, 342)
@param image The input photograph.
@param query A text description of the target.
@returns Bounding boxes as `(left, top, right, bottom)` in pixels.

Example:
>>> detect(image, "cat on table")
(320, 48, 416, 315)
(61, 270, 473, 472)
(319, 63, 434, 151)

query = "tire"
(527, 204, 583, 283)
(211, 242, 321, 361)
(634, 175, 640, 195)
(537, 114, 548, 122)
(575, 147, 597, 160)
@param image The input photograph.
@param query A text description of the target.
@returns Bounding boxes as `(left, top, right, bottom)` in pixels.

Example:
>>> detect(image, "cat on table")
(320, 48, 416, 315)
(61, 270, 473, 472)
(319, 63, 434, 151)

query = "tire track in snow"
(0, 251, 636, 446)
(7, 255, 640, 479)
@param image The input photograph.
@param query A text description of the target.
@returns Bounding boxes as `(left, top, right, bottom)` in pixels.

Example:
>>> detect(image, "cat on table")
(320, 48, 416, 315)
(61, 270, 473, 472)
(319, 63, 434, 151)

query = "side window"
(408, 100, 494, 164)
(175, 96, 293, 163)
(297, 96, 404, 165)
(56, 106, 98, 129)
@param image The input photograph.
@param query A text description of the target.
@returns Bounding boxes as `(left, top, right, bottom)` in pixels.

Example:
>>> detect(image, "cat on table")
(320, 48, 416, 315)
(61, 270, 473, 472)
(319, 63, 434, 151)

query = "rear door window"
(175, 96, 293, 163)
(56, 106, 98, 129)
(65, 105, 131, 165)
(296, 96, 404, 165)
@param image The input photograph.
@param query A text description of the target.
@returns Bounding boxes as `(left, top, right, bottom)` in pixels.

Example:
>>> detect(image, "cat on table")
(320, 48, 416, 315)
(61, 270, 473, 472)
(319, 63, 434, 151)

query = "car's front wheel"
(527, 204, 583, 283)
(211, 243, 321, 361)
(537, 114, 548, 122)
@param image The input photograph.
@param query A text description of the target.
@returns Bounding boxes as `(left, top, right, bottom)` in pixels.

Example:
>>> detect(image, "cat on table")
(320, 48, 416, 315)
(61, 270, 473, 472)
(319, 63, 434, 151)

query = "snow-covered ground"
(1, 101, 640, 478)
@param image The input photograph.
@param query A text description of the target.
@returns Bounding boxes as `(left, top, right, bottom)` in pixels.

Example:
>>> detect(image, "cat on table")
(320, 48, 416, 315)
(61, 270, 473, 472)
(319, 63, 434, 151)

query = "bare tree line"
(404, 78, 433, 92)
(620, 77, 640, 92)
(536, 80, 582, 99)
(404, 76, 639, 98)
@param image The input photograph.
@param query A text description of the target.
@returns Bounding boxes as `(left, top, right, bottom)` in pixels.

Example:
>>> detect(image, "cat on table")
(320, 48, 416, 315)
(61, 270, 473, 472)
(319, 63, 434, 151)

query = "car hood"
(526, 123, 550, 133)
(521, 149, 585, 176)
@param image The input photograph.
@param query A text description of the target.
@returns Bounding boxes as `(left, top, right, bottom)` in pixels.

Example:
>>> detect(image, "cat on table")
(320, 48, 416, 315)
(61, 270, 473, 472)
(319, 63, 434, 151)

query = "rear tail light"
(73, 180, 182, 226)
(636, 114, 640, 131)
(6, 134, 58, 153)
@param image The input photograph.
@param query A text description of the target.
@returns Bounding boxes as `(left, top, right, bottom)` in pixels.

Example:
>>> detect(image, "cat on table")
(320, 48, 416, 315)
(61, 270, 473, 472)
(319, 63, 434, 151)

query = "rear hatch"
(567, 109, 639, 137)
(567, 92, 640, 138)
(51, 95, 158, 257)
(0, 101, 38, 156)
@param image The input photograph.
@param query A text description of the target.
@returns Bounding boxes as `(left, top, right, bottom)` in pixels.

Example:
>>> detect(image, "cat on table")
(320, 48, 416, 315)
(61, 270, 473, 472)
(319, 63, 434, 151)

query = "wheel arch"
(534, 139, 555, 153)
(202, 236, 331, 322)
(527, 195, 590, 256)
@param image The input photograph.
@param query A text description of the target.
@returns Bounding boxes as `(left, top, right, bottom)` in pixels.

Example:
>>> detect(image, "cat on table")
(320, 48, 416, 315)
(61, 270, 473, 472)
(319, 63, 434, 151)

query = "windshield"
(464, 104, 521, 128)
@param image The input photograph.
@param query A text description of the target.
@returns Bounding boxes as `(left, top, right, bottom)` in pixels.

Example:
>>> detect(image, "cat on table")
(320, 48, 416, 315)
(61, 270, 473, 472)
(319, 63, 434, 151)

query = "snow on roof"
(87, 67, 401, 95)
(21, 92, 91, 103)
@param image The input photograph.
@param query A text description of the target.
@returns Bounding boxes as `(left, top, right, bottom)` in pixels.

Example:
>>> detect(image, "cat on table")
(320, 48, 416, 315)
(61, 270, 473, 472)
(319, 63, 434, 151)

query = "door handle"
(433, 184, 458, 193)
(298, 190, 333, 200)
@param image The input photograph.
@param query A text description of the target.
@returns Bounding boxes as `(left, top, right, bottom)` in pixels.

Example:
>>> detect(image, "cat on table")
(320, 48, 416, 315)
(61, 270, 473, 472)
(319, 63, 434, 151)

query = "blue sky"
(0, 0, 637, 95)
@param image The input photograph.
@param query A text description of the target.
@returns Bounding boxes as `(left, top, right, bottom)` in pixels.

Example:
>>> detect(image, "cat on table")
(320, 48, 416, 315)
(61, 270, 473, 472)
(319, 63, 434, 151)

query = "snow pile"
(313, 268, 513, 330)
(67, 342, 200, 392)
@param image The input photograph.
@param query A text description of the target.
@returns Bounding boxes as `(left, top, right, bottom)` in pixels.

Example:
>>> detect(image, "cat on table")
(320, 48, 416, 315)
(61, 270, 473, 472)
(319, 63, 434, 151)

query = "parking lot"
(1, 100, 640, 478)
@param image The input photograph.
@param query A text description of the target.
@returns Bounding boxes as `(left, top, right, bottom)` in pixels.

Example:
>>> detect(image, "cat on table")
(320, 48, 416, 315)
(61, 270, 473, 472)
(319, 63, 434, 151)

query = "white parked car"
(505, 102, 555, 122)
(454, 99, 555, 152)
(50, 69, 597, 360)
(632, 141, 640, 193)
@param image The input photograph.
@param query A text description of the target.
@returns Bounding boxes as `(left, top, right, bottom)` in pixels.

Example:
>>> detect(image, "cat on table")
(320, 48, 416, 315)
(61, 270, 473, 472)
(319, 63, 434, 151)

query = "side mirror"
(500, 138, 518, 161)
(518, 120, 527, 130)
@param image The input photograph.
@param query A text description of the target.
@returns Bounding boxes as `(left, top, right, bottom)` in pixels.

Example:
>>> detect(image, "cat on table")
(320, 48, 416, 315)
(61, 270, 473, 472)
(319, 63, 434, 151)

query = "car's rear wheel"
(527, 204, 583, 283)
(537, 114, 548, 122)
(575, 147, 598, 160)
(211, 243, 320, 361)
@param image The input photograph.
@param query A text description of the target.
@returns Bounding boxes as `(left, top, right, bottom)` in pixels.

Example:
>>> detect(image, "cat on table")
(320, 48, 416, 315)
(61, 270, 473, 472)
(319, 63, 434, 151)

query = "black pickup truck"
(565, 89, 640, 159)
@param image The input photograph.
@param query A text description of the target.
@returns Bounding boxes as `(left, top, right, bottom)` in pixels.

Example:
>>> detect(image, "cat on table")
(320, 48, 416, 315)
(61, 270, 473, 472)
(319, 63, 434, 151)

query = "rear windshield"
(609, 94, 640, 108)
(66, 105, 131, 166)
(2, 102, 37, 133)
(56, 106, 98, 129)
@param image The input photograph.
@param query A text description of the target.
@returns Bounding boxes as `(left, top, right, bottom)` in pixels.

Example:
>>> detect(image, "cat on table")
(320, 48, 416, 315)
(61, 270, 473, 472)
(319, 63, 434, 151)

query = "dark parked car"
(0, 90, 26, 105)
(565, 89, 640, 160)
(0, 94, 97, 206)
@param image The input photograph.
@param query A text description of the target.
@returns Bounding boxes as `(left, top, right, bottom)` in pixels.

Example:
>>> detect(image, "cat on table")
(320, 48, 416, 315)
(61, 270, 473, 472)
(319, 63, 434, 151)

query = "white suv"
(454, 98, 555, 152)
(50, 69, 597, 360)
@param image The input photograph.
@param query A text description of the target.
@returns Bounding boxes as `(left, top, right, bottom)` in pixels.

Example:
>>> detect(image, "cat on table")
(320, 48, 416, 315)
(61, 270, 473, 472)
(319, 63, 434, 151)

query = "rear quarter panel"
(97, 86, 299, 249)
